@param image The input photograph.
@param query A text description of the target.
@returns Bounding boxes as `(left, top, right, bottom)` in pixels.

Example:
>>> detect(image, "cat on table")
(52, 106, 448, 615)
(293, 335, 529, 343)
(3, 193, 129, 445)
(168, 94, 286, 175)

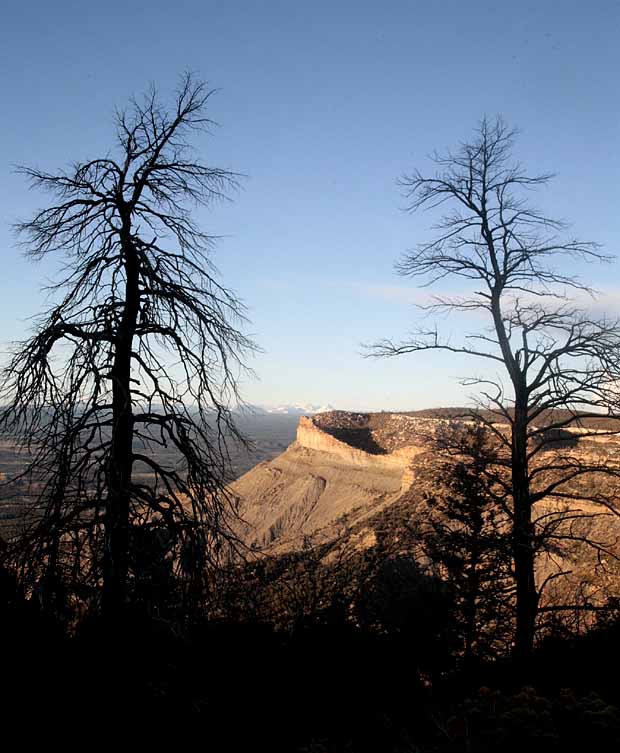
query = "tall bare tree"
(371, 116, 620, 659)
(0, 74, 255, 620)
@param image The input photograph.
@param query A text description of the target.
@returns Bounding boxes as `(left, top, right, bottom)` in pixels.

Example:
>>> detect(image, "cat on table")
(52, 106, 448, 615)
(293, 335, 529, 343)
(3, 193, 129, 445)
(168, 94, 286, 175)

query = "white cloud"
(337, 281, 432, 306)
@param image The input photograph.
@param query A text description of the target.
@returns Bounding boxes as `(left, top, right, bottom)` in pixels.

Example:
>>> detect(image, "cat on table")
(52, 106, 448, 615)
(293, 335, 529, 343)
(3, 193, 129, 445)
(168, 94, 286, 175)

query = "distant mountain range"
(240, 403, 335, 416)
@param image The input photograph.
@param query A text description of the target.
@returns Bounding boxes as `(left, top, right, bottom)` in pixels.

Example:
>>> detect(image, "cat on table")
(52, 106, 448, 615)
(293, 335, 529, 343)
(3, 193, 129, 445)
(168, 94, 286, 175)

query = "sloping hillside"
(231, 410, 620, 611)
(232, 415, 425, 550)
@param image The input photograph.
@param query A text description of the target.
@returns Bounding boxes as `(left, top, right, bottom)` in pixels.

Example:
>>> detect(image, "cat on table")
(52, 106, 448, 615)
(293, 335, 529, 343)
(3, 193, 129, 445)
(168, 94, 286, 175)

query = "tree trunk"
(511, 396, 537, 660)
(463, 523, 482, 666)
(490, 290, 538, 661)
(103, 227, 140, 619)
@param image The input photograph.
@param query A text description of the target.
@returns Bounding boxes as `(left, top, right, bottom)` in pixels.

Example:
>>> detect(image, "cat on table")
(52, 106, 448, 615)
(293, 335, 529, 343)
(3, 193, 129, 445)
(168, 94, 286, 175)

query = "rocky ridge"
(232, 411, 447, 550)
(231, 410, 620, 611)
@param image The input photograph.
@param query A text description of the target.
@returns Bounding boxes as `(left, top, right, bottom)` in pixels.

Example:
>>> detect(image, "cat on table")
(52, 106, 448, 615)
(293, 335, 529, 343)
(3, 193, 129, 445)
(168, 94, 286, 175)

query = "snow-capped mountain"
(240, 403, 335, 416)
(267, 403, 334, 416)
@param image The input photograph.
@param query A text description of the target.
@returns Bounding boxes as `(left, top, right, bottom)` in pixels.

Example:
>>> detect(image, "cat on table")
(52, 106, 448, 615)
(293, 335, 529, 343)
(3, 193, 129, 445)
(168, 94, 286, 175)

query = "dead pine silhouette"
(370, 116, 620, 661)
(0, 73, 256, 622)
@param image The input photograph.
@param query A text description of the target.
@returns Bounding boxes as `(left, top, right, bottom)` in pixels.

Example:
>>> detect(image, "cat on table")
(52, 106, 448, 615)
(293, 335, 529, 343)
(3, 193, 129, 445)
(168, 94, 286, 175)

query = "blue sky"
(1, 1, 619, 410)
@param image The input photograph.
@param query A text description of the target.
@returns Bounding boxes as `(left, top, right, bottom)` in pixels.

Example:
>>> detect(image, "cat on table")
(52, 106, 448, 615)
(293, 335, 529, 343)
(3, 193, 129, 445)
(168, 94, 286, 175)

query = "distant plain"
(0, 414, 299, 534)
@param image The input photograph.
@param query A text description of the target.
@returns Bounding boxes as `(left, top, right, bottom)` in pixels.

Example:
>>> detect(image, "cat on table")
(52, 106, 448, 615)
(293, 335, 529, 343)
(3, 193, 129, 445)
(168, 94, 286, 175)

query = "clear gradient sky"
(1, 1, 619, 410)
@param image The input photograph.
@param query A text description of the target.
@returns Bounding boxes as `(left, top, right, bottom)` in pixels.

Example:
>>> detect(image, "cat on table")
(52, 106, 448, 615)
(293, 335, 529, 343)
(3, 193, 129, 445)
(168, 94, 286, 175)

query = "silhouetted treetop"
(371, 115, 620, 659)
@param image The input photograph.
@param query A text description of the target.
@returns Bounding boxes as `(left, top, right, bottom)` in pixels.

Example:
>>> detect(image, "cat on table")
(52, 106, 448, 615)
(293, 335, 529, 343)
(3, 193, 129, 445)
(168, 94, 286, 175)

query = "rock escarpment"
(232, 409, 620, 564)
(231, 409, 620, 623)
(296, 416, 424, 475)
(232, 412, 428, 550)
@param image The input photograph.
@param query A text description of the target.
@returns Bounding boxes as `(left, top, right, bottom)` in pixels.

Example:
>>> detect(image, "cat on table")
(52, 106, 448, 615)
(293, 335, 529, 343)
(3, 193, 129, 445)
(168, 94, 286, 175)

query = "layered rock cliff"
(232, 412, 430, 550)
(231, 410, 620, 610)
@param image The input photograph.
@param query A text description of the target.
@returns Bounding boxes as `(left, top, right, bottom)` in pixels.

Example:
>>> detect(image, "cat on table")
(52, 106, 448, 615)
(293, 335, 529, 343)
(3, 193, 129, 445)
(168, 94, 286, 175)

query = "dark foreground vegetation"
(3, 554, 620, 751)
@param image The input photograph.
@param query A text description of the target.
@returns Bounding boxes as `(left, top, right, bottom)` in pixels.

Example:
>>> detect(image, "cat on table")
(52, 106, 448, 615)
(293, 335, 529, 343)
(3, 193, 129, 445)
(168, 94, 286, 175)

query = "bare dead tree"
(0, 73, 256, 621)
(370, 116, 620, 659)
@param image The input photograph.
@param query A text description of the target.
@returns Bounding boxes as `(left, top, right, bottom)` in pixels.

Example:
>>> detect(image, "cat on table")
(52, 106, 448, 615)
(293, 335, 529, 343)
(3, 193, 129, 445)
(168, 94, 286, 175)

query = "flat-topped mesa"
(296, 414, 426, 487)
(233, 408, 620, 555)
(233, 413, 432, 550)
(311, 409, 471, 451)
